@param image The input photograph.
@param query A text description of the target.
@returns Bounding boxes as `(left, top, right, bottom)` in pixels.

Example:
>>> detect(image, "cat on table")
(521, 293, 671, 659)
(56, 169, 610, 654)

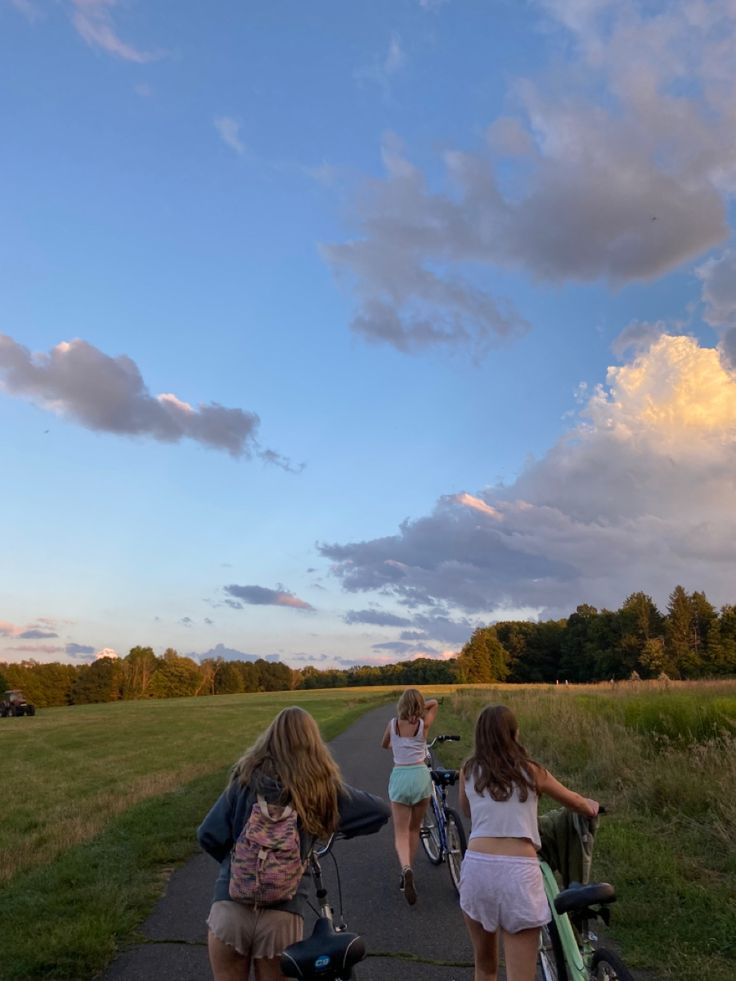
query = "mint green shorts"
(389, 764, 432, 805)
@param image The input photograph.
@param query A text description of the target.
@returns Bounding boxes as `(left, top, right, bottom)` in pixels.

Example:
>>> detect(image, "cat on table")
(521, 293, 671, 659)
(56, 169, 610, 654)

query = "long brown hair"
(232, 706, 343, 838)
(463, 704, 540, 802)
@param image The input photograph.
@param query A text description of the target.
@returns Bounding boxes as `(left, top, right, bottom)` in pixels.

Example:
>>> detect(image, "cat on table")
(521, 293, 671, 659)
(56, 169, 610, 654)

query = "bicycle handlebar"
(427, 733, 461, 747)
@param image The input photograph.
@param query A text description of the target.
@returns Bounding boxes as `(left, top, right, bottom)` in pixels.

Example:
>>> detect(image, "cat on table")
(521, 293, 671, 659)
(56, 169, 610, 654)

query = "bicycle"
(536, 813, 634, 981)
(419, 733, 468, 894)
(281, 834, 364, 980)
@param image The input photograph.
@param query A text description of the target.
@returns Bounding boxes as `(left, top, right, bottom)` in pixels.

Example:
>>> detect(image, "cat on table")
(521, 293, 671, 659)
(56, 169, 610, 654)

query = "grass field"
(0, 688, 396, 980)
(2, 681, 734, 981)
(431, 681, 736, 981)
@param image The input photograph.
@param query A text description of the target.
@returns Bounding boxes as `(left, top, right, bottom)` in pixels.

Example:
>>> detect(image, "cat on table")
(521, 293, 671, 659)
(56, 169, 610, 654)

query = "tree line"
(456, 586, 736, 684)
(2, 586, 734, 708)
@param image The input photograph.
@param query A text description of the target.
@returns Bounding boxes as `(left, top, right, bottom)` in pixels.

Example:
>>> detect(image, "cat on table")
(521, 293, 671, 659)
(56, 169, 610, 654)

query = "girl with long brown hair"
(198, 706, 389, 981)
(458, 704, 598, 981)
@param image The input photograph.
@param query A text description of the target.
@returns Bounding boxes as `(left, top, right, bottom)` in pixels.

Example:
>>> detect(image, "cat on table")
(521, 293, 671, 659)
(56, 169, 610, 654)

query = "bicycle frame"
(540, 861, 588, 980)
(539, 861, 624, 981)
(420, 735, 466, 893)
(428, 779, 450, 853)
(280, 837, 365, 981)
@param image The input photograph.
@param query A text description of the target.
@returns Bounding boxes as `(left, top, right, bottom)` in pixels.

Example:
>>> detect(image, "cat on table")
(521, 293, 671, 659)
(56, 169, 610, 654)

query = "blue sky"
(3, 0, 736, 668)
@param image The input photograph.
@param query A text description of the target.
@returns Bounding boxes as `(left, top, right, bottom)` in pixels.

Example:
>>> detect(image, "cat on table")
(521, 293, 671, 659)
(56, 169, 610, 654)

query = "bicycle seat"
(431, 768, 458, 787)
(280, 916, 365, 980)
(554, 881, 616, 915)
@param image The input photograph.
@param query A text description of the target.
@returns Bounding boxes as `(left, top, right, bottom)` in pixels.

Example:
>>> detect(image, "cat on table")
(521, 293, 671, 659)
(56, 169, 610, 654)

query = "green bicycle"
(536, 862, 634, 981)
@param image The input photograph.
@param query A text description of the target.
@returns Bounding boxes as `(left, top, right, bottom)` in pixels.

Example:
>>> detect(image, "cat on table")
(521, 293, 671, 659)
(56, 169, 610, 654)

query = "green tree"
(121, 646, 159, 698)
(718, 605, 736, 673)
(72, 656, 123, 704)
(457, 628, 510, 683)
(148, 649, 201, 698)
(665, 586, 703, 678)
(559, 605, 599, 682)
(616, 592, 665, 676)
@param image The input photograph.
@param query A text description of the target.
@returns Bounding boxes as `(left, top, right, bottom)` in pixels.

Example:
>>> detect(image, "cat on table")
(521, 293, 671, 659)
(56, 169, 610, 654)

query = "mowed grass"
(0, 688, 394, 980)
(432, 682, 736, 981)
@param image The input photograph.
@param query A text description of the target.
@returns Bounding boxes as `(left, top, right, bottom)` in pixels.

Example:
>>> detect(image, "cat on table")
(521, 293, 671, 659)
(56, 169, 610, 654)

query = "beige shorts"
(207, 900, 303, 960)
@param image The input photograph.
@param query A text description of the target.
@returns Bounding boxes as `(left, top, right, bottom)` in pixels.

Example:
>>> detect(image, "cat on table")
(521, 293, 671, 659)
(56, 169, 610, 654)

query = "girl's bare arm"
(534, 765, 598, 817)
(423, 697, 440, 733)
(458, 766, 471, 819)
(380, 721, 392, 750)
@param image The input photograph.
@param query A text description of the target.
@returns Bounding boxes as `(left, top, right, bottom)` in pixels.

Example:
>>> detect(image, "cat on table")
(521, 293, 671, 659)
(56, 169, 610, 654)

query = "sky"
(2, 0, 736, 670)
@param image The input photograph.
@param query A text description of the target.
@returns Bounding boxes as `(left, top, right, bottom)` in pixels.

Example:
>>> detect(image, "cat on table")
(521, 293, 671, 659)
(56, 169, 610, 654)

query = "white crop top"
(389, 717, 427, 766)
(464, 770, 541, 849)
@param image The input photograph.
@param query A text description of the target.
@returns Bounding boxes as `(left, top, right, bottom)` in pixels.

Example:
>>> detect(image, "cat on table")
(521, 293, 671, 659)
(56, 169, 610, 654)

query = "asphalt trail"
(101, 702, 476, 980)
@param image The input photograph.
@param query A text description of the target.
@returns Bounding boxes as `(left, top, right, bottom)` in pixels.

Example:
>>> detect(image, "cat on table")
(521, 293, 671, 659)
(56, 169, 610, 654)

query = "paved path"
(101, 703, 476, 980)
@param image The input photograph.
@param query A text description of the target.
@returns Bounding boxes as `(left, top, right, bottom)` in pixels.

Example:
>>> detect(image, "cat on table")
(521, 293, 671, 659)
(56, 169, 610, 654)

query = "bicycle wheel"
(420, 796, 443, 864)
(591, 948, 634, 981)
(445, 808, 467, 894)
(535, 920, 567, 981)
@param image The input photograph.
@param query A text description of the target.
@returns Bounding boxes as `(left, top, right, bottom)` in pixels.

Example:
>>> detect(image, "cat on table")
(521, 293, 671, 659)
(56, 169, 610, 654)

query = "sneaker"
(402, 866, 417, 905)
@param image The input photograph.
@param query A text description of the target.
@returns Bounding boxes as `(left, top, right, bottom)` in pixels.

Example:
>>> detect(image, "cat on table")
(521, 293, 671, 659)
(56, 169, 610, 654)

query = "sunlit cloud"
(321, 334, 736, 618)
(224, 584, 315, 611)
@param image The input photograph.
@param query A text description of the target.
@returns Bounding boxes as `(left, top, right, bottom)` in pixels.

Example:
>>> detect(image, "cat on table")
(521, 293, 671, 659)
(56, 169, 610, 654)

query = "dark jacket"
(197, 770, 390, 915)
(538, 807, 598, 887)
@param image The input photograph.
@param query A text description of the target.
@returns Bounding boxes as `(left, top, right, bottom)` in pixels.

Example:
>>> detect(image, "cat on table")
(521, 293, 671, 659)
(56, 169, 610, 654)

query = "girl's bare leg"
(463, 913, 498, 981)
(502, 927, 540, 981)
(408, 797, 430, 867)
(208, 930, 250, 981)
(253, 956, 288, 981)
(390, 801, 413, 869)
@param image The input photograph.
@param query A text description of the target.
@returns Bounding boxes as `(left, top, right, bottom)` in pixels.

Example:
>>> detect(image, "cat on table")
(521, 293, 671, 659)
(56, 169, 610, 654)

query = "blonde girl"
(199, 706, 389, 980)
(381, 688, 439, 905)
(458, 704, 598, 981)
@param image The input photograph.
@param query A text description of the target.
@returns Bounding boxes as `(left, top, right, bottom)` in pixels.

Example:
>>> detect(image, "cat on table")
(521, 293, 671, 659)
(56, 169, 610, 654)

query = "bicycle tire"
(420, 796, 443, 864)
(590, 948, 635, 980)
(444, 808, 467, 894)
(535, 920, 567, 981)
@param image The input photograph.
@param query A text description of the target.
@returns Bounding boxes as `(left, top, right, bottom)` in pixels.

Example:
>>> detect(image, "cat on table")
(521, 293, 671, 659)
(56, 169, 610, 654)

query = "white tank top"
(390, 717, 427, 765)
(464, 770, 541, 849)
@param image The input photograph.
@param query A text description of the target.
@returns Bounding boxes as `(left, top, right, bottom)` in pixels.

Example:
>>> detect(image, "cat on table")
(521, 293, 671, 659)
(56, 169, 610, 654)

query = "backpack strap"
(257, 794, 293, 820)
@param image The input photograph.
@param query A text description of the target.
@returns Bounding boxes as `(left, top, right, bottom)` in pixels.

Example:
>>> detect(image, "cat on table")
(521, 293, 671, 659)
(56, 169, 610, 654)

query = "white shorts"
(459, 852, 549, 934)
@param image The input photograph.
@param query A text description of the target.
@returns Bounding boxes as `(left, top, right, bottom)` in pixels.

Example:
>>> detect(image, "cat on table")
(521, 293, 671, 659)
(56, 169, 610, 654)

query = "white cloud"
(95, 648, 119, 659)
(355, 32, 407, 96)
(214, 116, 246, 156)
(0, 334, 293, 464)
(321, 334, 736, 617)
(70, 0, 161, 63)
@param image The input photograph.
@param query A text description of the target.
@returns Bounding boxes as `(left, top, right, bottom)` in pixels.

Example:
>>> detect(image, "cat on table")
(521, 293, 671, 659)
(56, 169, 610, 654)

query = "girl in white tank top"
(458, 704, 598, 981)
(380, 688, 439, 906)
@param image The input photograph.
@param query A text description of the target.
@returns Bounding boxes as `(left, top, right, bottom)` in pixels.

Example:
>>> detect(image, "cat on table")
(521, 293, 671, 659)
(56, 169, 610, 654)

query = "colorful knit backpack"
(229, 795, 306, 905)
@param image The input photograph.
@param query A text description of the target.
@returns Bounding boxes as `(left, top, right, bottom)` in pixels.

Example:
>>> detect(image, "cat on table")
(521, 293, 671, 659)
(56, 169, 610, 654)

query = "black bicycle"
(281, 835, 365, 980)
(419, 733, 467, 894)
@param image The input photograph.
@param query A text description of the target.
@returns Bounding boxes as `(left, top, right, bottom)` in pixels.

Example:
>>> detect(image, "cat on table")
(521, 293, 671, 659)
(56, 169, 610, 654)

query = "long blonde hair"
(397, 688, 425, 723)
(232, 706, 343, 838)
